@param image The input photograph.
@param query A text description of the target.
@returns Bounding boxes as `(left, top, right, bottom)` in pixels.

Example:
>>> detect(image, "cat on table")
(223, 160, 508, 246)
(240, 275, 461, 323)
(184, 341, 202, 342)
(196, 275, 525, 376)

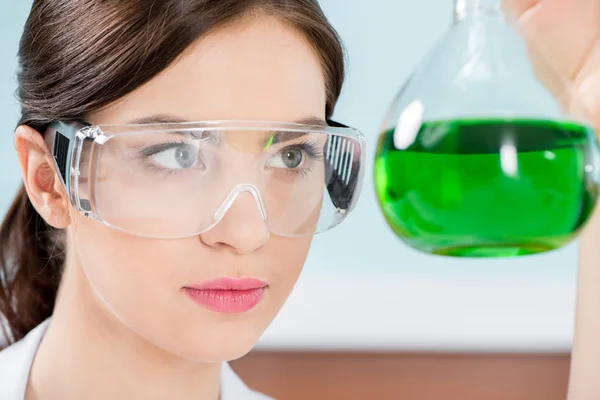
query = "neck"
(26, 255, 222, 400)
(454, 0, 501, 21)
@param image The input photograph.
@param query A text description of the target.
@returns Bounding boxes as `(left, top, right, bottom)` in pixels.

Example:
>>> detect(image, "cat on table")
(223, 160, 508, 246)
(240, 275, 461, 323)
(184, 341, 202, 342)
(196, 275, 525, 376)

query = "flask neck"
(454, 0, 502, 21)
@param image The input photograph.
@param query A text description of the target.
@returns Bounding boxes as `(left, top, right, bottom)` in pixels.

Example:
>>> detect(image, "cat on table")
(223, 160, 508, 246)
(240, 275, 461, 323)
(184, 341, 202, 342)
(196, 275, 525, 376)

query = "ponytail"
(0, 184, 63, 350)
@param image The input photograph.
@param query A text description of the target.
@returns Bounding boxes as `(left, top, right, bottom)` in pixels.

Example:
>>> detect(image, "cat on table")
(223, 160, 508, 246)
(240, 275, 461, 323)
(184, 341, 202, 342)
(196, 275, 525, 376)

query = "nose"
(199, 185, 270, 254)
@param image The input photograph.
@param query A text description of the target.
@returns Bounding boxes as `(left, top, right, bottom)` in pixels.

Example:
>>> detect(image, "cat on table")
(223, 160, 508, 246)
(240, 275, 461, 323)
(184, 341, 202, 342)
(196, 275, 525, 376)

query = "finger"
(575, 41, 600, 130)
(517, 0, 600, 81)
(502, 0, 541, 20)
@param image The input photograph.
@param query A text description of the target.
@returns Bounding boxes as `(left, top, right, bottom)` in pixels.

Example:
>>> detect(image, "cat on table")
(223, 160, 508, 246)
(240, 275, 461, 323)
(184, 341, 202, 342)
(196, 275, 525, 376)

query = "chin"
(181, 338, 257, 363)
(164, 326, 263, 363)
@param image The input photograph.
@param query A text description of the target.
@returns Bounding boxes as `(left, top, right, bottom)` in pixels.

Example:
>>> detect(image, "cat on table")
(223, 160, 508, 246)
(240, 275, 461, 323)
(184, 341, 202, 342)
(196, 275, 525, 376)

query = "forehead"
(91, 15, 327, 124)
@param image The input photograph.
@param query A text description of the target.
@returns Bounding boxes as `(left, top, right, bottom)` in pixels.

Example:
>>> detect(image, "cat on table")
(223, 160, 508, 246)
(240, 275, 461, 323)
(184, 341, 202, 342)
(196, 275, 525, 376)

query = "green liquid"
(374, 119, 599, 257)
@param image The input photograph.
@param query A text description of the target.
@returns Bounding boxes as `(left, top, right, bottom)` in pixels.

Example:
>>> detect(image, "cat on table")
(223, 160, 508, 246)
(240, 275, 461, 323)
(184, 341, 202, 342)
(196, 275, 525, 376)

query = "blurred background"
(0, 1, 575, 399)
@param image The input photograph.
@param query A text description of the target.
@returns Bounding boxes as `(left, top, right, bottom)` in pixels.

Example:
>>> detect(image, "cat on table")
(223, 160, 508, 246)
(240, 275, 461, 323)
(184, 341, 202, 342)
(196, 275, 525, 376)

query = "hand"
(505, 0, 600, 128)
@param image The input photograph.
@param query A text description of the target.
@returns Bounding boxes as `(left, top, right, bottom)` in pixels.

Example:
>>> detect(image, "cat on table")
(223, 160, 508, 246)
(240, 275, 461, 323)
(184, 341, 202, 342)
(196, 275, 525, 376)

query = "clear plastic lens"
(74, 126, 363, 238)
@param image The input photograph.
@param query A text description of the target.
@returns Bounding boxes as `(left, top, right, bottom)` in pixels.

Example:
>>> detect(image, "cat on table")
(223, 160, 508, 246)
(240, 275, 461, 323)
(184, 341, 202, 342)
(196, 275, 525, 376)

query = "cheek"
(68, 215, 187, 317)
(67, 212, 313, 362)
(266, 236, 313, 301)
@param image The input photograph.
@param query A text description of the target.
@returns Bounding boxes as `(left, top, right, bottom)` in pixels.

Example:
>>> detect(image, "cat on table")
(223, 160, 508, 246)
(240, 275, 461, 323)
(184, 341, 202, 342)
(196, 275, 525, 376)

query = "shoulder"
(221, 362, 274, 400)
(0, 320, 49, 399)
(0, 321, 274, 400)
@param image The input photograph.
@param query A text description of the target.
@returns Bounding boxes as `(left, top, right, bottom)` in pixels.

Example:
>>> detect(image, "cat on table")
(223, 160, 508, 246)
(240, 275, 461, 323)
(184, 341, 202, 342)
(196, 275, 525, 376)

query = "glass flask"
(374, 0, 600, 258)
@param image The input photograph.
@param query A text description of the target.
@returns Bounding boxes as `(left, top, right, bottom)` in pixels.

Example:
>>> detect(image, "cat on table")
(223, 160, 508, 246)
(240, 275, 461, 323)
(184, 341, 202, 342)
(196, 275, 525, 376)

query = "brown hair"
(0, 0, 345, 348)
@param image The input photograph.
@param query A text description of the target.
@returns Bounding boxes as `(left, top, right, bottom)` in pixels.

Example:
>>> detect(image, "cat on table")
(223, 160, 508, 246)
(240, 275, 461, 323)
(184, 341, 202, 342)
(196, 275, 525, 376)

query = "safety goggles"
(43, 119, 366, 238)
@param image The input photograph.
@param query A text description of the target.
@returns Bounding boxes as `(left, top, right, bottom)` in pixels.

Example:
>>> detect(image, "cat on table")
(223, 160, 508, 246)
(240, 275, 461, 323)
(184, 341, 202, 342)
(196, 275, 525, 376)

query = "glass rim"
(73, 118, 366, 142)
(87, 209, 347, 240)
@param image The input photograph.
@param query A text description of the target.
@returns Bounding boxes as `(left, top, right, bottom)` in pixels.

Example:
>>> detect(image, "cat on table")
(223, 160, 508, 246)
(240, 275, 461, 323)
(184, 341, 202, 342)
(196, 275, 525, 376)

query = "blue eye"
(267, 147, 305, 169)
(142, 142, 204, 171)
(152, 146, 198, 169)
(266, 142, 323, 169)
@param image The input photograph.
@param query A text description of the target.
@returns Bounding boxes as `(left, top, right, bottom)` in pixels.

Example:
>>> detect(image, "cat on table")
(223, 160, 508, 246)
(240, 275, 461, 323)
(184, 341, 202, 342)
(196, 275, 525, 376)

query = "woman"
(1, 0, 597, 399)
(0, 1, 365, 398)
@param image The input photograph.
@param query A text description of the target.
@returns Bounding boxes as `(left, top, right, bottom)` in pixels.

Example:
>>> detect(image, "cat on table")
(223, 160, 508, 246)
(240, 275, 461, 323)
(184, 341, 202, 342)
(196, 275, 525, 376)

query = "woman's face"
(68, 15, 326, 361)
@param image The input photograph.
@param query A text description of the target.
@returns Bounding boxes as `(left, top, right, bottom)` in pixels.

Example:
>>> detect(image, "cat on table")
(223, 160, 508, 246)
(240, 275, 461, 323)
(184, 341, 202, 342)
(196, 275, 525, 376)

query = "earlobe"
(14, 125, 71, 229)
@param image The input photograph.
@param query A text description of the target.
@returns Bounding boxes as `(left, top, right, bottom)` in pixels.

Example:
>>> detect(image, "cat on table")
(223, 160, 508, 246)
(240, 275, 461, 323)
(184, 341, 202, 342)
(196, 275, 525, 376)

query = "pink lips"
(182, 277, 267, 313)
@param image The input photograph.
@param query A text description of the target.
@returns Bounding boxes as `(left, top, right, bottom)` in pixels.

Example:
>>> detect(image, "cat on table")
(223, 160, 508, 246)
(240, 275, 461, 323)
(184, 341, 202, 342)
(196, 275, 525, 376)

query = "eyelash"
(139, 140, 200, 177)
(140, 139, 197, 157)
(272, 141, 323, 177)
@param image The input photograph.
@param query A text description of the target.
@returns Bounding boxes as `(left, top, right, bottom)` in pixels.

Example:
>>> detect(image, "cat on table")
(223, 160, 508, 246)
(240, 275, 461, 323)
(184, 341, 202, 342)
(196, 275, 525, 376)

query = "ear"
(14, 125, 71, 229)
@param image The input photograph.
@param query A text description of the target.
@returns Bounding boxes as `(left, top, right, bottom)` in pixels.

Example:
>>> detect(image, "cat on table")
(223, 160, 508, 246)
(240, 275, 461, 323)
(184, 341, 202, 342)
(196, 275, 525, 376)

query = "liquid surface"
(374, 119, 599, 257)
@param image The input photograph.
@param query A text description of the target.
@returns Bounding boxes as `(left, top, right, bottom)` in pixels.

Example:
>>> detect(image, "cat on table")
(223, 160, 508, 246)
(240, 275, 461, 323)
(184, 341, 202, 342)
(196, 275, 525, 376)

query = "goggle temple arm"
(43, 120, 90, 194)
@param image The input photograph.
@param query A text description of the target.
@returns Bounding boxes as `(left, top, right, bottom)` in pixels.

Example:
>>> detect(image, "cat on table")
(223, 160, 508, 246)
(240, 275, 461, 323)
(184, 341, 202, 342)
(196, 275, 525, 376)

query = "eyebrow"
(125, 114, 328, 148)
(125, 114, 189, 125)
(263, 117, 328, 147)
(125, 114, 328, 126)
(125, 114, 208, 141)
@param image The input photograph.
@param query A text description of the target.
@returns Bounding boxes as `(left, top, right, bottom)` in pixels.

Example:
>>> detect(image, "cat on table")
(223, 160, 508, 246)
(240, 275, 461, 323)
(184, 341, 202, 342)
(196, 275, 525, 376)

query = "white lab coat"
(0, 319, 272, 399)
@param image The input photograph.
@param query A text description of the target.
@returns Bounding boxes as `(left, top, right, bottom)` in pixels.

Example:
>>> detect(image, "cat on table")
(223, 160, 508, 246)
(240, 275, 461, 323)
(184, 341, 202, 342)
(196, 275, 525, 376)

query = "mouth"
(182, 277, 268, 313)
